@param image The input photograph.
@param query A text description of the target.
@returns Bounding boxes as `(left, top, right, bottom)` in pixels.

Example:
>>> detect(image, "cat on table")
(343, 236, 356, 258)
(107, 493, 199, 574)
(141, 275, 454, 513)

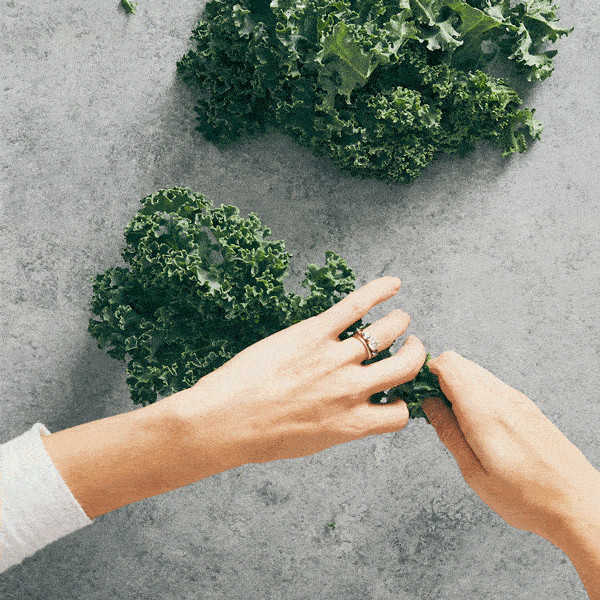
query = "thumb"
(422, 397, 484, 480)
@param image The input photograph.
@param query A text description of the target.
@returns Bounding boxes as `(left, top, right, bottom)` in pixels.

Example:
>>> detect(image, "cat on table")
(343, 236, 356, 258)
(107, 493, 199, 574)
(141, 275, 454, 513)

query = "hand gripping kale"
(89, 186, 446, 415)
(177, 0, 571, 183)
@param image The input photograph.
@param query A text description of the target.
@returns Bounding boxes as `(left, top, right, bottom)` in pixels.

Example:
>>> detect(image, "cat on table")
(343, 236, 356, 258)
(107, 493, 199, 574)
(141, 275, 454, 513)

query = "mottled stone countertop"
(1, 1, 598, 598)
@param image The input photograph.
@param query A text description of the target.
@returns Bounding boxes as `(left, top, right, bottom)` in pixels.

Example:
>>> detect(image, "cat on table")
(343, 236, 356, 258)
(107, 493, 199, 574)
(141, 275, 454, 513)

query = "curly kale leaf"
(388, 354, 449, 419)
(89, 187, 357, 406)
(177, 0, 570, 182)
(443, 0, 572, 80)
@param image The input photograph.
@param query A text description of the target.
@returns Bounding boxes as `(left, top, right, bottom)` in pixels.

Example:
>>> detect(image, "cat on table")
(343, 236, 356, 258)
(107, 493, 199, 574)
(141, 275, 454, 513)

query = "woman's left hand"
(43, 277, 425, 518)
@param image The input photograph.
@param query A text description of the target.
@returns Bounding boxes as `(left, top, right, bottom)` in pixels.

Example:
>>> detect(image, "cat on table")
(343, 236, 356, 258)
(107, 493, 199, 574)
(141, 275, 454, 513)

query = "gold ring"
(352, 329, 379, 360)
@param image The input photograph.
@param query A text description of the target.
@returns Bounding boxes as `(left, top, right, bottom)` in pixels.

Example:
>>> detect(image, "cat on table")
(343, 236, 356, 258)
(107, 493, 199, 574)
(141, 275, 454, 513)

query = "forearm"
(565, 542, 600, 600)
(41, 392, 235, 519)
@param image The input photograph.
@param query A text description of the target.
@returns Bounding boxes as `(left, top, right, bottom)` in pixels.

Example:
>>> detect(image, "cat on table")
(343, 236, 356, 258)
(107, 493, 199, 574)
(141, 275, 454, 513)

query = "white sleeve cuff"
(0, 423, 93, 572)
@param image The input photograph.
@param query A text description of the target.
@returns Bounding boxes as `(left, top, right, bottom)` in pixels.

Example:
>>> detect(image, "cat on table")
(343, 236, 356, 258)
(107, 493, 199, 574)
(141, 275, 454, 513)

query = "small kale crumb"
(120, 0, 137, 15)
(326, 522, 336, 530)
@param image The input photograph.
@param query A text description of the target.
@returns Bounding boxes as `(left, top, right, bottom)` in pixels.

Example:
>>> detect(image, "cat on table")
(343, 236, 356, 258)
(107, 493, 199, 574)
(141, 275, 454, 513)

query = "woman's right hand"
(422, 351, 600, 598)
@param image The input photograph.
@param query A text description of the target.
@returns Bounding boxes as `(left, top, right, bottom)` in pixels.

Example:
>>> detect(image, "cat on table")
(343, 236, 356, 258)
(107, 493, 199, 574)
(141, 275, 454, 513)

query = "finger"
(338, 309, 410, 362)
(431, 352, 528, 409)
(422, 397, 485, 480)
(318, 277, 402, 337)
(349, 399, 410, 436)
(360, 335, 426, 394)
(427, 351, 499, 419)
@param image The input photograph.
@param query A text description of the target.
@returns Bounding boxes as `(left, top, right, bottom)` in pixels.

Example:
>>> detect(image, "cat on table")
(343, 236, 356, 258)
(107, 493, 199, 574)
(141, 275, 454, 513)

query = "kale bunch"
(89, 187, 356, 405)
(89, 187, 447, 414)
(177, 0, 571, 183)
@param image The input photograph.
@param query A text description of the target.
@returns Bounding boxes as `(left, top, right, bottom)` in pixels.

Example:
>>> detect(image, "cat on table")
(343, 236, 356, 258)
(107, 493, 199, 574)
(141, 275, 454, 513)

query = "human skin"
(422, 351, 600, 600)
(42, 276, 426, 518)
(40, 281, 600, 596)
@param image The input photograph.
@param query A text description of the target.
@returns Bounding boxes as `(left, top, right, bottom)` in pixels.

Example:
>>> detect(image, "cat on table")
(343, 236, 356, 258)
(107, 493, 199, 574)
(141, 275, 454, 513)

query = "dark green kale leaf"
(177, 0, 570, 183)
(444, 0, 572, 80)
(89, 187, 356, 406)
(388, 353, 449, 419)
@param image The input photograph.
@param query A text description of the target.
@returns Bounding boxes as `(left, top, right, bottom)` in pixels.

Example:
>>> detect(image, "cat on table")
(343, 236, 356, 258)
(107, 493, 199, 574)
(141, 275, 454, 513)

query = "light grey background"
(1, 0, 598, 598)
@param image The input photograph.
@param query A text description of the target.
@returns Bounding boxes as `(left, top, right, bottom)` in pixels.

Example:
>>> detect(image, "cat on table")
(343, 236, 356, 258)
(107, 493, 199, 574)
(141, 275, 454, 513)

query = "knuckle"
(488, 460, 517, 481)
(373, 413, 408, 435)
(343, 369, 367, 392)
(413, 338, 427, 362)
(399, 411, 410, 429)
(514, 390, 535, 409)
(366, 422, 388, 436)
(339, 418, 370, 440)
(393, 410, 409, 431)
(349, 298, 369, 316)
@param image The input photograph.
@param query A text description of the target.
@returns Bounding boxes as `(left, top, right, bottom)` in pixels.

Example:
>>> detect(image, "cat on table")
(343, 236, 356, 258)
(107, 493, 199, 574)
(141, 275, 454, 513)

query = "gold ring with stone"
(352, 329, 379, 360)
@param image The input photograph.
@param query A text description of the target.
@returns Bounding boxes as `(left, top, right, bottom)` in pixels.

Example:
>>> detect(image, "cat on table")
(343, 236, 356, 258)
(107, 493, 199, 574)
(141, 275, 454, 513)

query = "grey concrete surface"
(1, 0, 598, 598)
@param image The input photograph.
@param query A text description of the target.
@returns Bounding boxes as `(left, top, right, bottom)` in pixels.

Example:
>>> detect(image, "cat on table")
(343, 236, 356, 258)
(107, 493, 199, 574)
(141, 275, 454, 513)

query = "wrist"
(163, 386, 250, 474)
(42, 392, 237, 519)
(548, 473, 600, 554)
(550, 478, 600, 599)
